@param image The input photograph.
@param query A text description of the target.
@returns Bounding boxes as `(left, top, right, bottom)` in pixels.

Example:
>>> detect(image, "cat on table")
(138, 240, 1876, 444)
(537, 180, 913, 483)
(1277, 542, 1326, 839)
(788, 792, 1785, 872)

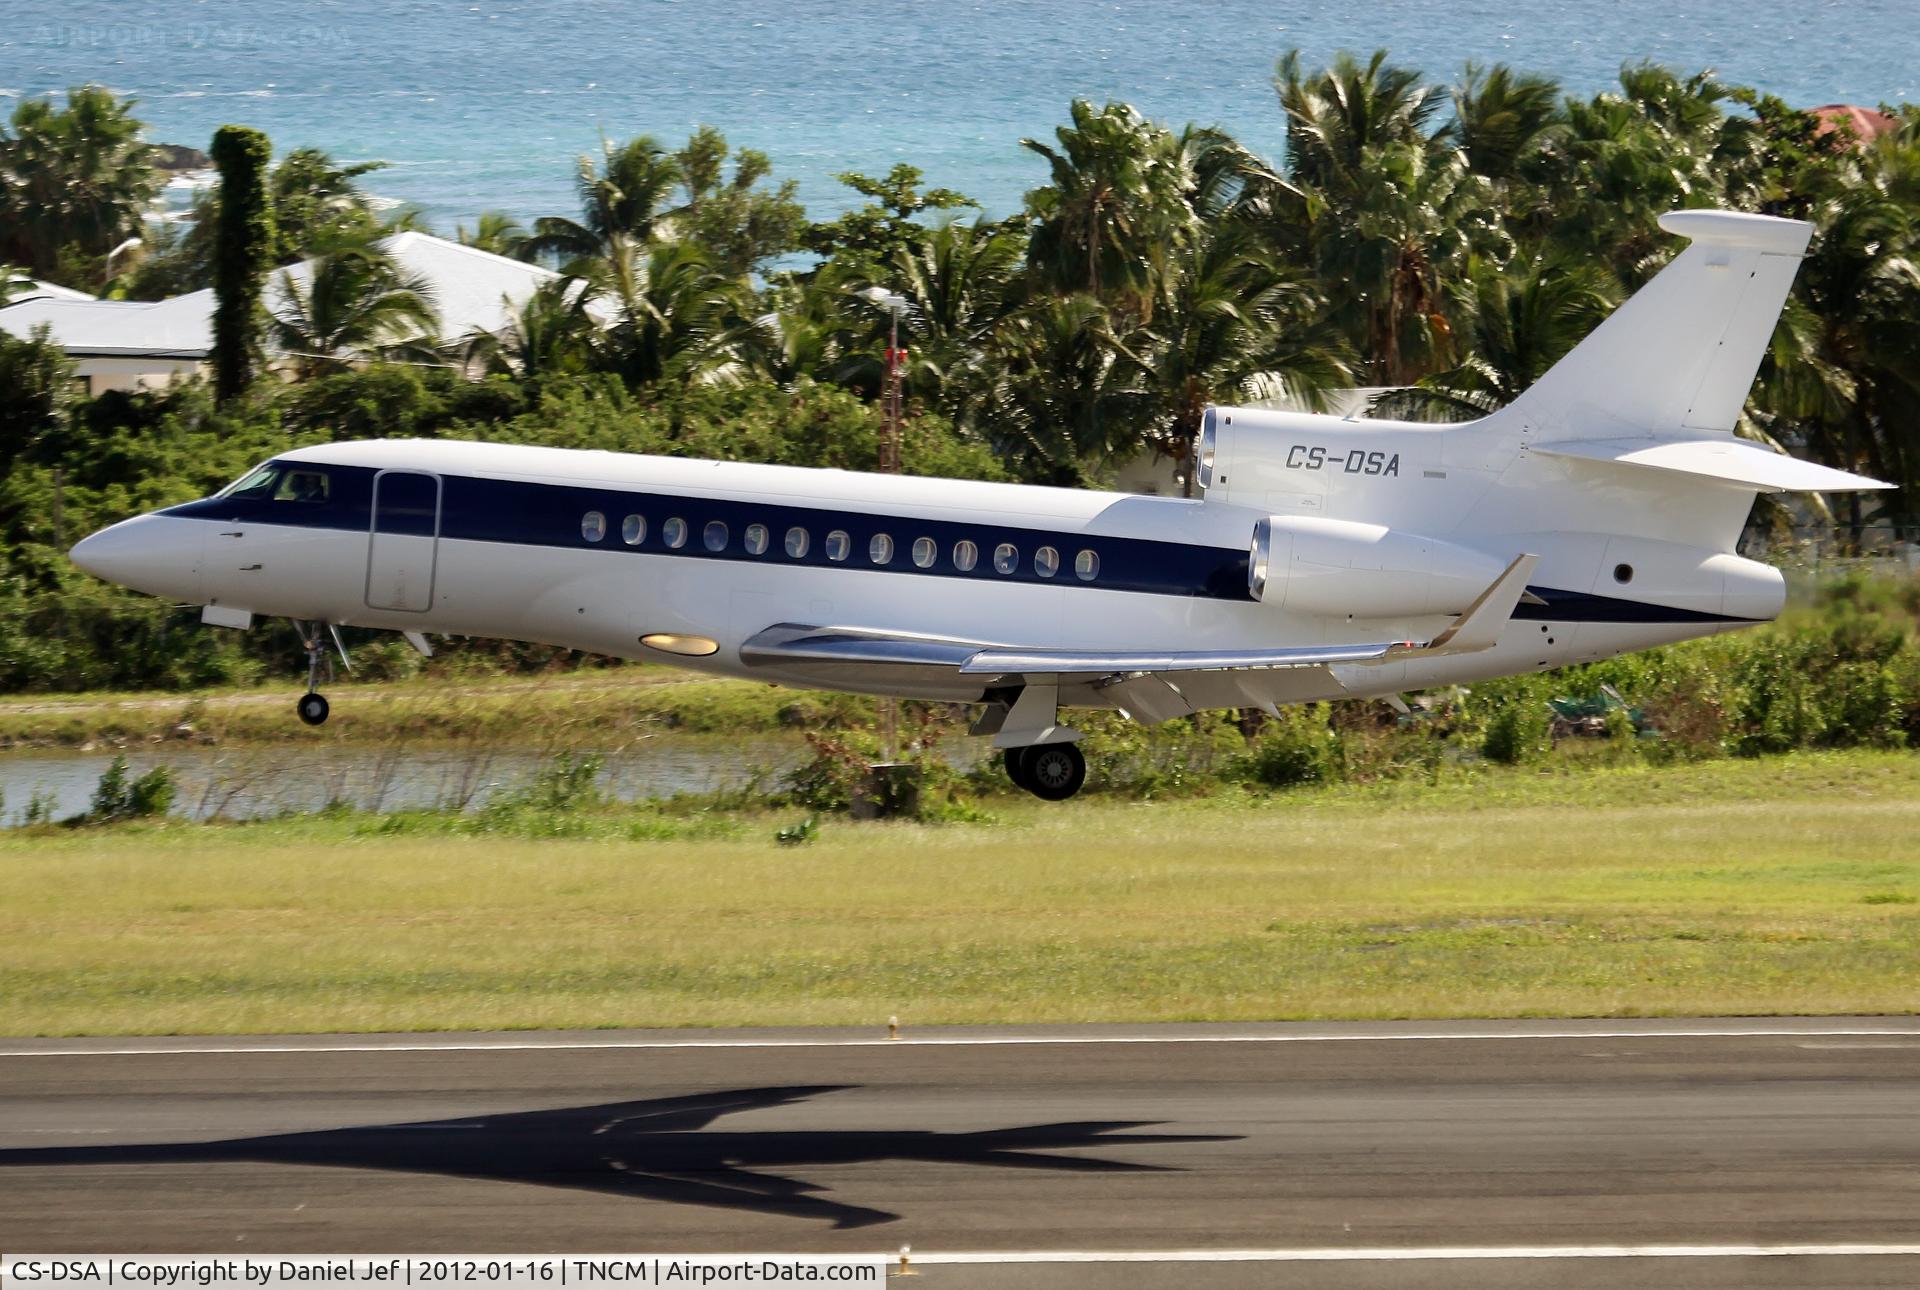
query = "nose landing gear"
(1005, 742, 1086, 801)
(292, 619, 349, 727)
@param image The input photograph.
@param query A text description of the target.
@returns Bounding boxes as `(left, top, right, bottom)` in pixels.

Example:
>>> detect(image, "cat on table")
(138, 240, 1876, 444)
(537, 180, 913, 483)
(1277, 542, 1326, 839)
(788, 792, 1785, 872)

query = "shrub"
(1235, 704, 1343, 788)
(519, 751, 604, 810)
(1076, 711, 1247, 797)
(87, 755, 176, 822)
(1482, 695, 1552, 765)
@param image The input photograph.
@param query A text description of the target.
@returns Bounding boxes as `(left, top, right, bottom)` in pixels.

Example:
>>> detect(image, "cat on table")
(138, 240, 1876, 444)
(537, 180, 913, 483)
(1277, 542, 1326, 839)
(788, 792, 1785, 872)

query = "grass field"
(2, 750, 1917, 1036)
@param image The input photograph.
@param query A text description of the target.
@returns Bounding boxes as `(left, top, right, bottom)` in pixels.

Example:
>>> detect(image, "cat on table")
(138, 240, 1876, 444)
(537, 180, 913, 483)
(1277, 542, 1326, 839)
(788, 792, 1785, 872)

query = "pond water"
(0, 737, 810, 826)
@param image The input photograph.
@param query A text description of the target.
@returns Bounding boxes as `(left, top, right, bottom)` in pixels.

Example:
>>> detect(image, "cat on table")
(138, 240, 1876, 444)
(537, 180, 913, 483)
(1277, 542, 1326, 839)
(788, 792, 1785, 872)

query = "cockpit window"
(220, 464, 280, 499)
(273, 469, 330, 503)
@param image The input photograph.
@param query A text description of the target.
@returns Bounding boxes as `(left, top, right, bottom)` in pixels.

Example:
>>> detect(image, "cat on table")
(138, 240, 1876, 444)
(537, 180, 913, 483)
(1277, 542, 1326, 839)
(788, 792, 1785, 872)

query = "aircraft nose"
(69, 515, 204, 602)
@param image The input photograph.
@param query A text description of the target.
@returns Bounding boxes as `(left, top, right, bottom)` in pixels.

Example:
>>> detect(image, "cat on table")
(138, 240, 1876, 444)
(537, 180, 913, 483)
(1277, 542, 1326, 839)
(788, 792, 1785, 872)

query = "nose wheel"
(292, 618, 346, 728)
(1006, 742, 1086, 801)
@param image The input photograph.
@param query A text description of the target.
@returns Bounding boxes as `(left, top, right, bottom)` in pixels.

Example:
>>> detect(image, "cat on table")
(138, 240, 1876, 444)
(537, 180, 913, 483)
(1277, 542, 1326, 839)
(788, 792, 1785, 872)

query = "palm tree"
(1274, 49, 1446, 193)
(1370, 253, 1615, 420)
(457, 212, 530, 258)
(973, 294, 1152, 485)
(1445, 62, 1563, 185)
(1306, 140, 1510, 384)
(523, 136, 684, 270)
(1527, 65, 1749, 283)
(584, 237, 740, 387)
(861, 219, 1029, 421)
(1021, 101, 1187, 313)
(270, 148, 386, 260)
(271, 242, 440, 379)
(1754, 176, 1920, 535)
(463, 277, 597, 381)
(0, 86, 161, 279)
(1139, 221, 1352, 489)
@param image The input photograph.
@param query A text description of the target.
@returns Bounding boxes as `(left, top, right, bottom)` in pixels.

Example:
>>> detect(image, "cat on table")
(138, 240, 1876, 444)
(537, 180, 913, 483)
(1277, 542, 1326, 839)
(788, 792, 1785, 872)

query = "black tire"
(297, 693, 330, 727)
(1004, 746, 1035, 792)
(1021, 743, 1085, 801)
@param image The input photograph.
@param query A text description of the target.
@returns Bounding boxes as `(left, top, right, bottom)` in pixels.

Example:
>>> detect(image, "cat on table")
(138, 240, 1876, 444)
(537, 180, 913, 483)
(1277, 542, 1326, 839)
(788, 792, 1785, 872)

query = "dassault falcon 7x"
(70, 209, 1890, 800)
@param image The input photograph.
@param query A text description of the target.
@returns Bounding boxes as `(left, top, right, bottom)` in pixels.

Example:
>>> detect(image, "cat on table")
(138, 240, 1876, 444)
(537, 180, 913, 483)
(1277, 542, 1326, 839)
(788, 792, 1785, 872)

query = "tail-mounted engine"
(1248, 515, 1507, 619)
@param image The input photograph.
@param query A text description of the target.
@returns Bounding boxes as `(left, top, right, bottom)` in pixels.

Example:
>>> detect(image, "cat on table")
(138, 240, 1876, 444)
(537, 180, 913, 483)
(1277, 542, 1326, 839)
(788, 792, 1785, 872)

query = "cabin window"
(785, 526, 810, 558)
(869, 533, 894, 565)
(953, 540, 978, 572)
(912, 537, 936, 568)
(745, 523, 769, 555)
(1075, 549, 1099, 581)
(1034, 545, 1060, 578)
(826, 530, 851, 561)
(274, 469, 331, 503)
(703, 520, 729, 552)
(581, 511, 607, 542)
(622, 514, 646, 545)
(663, 517, 688, 548)
(994, 543, 1018, 575)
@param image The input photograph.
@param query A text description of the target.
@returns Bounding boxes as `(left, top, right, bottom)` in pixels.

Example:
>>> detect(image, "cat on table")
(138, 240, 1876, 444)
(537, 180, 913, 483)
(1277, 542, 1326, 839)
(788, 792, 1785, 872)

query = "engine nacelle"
(1248, 516, 1507, 619)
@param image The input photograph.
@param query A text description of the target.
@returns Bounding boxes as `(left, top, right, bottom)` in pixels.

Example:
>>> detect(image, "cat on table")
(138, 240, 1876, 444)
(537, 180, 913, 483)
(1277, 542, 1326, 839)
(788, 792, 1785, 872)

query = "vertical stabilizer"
(1492, 209, 1812, 442)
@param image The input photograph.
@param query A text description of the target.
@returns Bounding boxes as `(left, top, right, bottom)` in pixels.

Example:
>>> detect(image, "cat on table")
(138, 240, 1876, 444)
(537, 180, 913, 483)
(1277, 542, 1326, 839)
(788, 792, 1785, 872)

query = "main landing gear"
(1005, 742, 1087, 801)
(292, 619, 346, 727)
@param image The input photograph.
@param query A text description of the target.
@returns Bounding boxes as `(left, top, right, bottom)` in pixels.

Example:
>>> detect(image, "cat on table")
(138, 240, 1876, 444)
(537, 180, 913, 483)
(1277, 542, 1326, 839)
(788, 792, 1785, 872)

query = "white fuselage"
(70, 427, 1779, 715)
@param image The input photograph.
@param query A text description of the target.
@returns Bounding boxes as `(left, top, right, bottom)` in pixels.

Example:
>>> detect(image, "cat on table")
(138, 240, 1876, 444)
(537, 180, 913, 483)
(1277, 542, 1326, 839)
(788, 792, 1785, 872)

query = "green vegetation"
(0, 87, 159, 283)
(209, 124, 276, 402)
(1, 750, 1915, 1035)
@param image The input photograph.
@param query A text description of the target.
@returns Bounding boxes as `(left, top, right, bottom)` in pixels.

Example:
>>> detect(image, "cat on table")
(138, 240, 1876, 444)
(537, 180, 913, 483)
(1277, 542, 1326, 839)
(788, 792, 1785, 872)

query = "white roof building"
(12, 279, 99, 303)
(0, 233, 575, 397)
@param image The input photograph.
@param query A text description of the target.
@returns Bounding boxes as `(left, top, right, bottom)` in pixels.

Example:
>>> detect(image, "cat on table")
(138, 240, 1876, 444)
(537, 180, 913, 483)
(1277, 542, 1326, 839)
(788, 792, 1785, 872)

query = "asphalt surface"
(2, 1019, 1918, 1289)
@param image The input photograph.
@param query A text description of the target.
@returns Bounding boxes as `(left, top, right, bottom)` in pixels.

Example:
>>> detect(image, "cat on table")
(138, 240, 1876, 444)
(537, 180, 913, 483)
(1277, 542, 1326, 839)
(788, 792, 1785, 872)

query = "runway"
(3, 1018, 1918, 1288)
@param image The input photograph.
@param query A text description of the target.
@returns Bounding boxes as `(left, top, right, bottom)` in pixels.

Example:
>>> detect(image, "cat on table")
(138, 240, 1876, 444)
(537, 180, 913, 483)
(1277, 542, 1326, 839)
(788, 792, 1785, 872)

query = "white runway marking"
(4, 1024, 1919, 1058)
(913, 1245, 1920, 1264)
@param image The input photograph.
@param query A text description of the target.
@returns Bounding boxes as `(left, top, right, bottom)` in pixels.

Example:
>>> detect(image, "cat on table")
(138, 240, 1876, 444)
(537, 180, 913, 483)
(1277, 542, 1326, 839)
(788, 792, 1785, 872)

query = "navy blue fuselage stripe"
(165, 460, 1255, 600)
(1511, 587, 1752, 625)
(162, 459, 1758, 624)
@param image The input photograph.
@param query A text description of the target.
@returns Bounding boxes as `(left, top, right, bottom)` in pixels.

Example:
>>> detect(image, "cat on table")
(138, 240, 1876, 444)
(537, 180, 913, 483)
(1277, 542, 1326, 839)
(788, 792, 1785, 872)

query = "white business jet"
(69, 210, 1890, 799)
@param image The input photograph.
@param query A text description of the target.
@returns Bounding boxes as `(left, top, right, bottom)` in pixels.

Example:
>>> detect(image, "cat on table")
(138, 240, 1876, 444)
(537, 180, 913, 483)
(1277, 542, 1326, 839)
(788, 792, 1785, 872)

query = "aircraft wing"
(743, 555, 1538, 685)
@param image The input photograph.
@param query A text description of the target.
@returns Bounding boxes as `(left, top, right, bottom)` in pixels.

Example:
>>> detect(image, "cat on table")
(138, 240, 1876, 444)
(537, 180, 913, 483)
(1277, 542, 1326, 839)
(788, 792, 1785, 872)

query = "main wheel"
(1020, 743, 1086, 801)
(1004, 747, 1035, 793)
(297, 692, 330, 727)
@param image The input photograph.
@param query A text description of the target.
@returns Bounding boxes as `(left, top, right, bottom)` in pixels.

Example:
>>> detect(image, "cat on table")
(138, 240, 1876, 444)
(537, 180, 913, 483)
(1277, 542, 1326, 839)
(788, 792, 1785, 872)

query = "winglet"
(1417, 553, 1539, 655)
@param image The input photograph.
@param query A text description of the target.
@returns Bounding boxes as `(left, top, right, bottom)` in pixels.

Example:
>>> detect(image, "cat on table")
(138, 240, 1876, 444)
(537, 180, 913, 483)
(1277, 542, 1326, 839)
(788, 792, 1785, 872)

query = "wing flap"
(959, 640, 1404, 676)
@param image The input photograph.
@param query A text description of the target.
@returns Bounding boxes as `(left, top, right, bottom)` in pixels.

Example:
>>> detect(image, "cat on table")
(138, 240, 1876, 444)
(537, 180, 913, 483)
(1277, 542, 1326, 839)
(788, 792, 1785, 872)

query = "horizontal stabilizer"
(1533, 437, 1891, 493)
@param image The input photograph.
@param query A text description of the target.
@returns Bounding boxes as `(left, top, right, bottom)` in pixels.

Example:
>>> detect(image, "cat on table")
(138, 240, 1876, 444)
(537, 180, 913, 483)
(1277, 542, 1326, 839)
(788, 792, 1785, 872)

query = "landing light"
(640, 632, 720, 657)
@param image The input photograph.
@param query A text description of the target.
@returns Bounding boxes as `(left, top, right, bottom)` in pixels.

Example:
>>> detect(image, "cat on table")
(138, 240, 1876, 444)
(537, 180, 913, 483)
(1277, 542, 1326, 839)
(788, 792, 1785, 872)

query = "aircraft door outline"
(366, 469, 442, 612)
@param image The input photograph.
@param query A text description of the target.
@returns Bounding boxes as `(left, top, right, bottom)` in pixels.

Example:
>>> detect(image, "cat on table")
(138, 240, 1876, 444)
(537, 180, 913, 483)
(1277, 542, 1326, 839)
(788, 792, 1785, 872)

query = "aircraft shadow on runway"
(0, 1084, 1238, 1228)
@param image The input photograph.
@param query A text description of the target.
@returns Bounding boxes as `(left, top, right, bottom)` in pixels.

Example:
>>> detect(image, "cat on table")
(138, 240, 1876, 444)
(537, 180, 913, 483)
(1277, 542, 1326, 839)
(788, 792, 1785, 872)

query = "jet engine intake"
(1249, 516, 1507, 619)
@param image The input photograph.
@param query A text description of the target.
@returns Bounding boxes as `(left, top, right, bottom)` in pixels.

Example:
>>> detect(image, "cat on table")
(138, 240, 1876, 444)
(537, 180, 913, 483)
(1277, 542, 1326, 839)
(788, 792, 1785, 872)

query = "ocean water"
(2, 1, 1915, 229)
